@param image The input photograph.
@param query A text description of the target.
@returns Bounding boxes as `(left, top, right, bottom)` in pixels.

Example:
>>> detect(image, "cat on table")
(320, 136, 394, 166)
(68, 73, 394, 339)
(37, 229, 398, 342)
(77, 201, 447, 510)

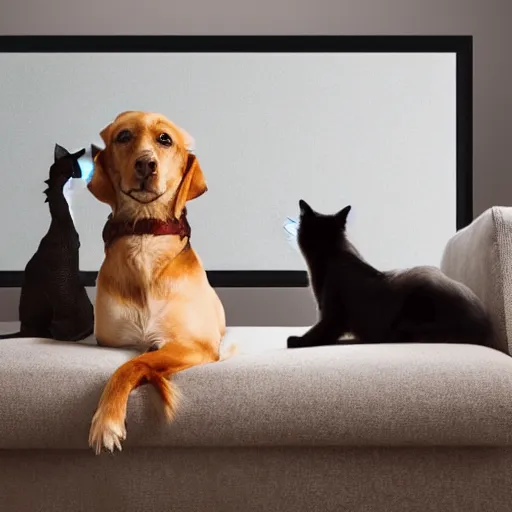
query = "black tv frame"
(0, 35, 473, 289)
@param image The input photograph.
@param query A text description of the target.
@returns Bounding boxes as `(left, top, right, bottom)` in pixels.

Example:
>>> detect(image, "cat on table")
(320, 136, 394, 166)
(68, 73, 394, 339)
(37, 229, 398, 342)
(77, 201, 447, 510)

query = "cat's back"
(387, 264, 490, 324)
(386, 265, 475, 300)
(388, 264, 496, 347)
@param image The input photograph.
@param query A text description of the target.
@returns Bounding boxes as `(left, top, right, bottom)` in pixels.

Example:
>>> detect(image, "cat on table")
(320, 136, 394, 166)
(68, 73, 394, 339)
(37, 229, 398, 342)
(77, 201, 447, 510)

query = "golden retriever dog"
(87, 111, 228, 455)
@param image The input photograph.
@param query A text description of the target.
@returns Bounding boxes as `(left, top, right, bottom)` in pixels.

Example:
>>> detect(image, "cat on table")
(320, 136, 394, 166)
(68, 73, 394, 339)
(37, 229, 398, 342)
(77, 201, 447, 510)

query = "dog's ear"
(87, 149, 116, 207)
(100, 123, 113, 145)
(173, 153, 207, 219)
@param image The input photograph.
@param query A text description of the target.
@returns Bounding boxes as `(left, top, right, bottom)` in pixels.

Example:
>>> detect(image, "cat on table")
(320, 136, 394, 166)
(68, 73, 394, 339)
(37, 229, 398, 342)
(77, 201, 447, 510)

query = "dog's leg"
(88, 341, 216, 455)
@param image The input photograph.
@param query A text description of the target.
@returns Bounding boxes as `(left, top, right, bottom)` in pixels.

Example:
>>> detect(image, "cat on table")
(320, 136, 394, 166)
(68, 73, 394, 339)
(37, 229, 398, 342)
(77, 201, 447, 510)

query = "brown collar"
(102, 209, 191, 248)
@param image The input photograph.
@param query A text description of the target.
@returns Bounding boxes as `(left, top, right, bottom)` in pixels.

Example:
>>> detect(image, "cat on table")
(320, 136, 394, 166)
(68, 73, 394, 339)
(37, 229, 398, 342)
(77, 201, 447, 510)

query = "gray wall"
(0, 0, 510, 326)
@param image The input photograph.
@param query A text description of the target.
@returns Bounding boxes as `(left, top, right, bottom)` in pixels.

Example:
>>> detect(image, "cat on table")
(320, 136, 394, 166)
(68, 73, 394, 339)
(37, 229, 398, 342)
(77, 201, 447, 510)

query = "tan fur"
(87, 111, 229, 455)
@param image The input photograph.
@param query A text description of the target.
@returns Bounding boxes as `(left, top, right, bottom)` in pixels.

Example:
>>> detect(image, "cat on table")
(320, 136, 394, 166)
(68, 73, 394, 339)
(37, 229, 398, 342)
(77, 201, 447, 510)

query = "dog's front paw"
(88, 408, 127, 455)
(287, 335, 303, 349)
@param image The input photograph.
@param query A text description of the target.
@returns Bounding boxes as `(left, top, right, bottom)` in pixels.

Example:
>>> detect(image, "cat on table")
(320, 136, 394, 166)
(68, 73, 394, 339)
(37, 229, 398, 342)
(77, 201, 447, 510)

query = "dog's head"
(88, 111, 207, 220)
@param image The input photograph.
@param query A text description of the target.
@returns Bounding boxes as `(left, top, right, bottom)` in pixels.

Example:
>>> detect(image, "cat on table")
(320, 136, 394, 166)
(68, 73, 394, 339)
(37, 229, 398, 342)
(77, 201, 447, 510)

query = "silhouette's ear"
(91, 144, 102, 159)
(70, 148, 86, 160)
(299, 199, 315, 216)
(54, 144, 69, 162)
(173, 153, 207, 219)
(87, 149, 116, 207)
(335, 205, 352, 225)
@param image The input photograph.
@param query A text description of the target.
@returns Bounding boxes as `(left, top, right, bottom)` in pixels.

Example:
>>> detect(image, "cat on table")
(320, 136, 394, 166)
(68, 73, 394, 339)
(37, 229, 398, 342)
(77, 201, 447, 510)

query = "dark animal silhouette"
(287, 200, 496, 350)
(0, 144, 94, 341)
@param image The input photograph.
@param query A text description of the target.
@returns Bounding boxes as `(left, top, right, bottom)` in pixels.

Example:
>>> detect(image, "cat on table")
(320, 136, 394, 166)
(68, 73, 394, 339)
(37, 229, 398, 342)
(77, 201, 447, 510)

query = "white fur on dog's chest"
(99, 236, 187, 349)
(107, 296, 172, 348)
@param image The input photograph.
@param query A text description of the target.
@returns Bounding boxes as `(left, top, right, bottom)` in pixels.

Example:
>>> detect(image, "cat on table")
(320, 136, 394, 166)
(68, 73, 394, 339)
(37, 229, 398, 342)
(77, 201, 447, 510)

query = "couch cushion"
(441, 206, 512, 355)
(1, 322, 512, 450)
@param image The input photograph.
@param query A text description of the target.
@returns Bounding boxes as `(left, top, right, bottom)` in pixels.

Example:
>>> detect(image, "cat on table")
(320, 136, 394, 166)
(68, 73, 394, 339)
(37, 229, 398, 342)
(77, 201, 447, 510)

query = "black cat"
(287, 200, 496, 350)
(0, 144, 94, 341)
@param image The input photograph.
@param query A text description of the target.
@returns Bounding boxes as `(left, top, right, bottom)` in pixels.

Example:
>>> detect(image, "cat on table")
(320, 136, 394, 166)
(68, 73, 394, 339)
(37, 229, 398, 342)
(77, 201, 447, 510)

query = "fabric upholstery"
(3, 198, 512, 512)
(2, 446, 512, 512)
(0, 208, 512, 512)
(441, 206, 512, 354)
(1, 325, 512, 451)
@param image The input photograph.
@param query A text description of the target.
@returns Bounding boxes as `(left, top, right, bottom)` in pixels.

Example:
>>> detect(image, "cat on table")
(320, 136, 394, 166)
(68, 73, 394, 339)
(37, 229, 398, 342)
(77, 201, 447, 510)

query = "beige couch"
(2, 206, 512, 512)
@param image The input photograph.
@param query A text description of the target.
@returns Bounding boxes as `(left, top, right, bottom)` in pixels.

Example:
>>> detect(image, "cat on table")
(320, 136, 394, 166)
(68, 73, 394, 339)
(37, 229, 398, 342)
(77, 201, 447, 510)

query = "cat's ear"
(54, 144, 70, 162)
(87, 148, 116, 207)
(299, 199, 315, 216)
(335, 205, 352, 226)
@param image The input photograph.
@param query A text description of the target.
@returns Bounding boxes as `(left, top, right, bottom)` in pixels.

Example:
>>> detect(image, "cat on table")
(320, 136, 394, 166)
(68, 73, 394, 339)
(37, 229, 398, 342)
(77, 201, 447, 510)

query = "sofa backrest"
(441, 206, 512, 355)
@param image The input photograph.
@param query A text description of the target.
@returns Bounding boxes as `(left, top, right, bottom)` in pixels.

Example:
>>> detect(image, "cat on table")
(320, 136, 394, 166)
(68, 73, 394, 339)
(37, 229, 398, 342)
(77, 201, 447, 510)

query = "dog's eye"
(115, 130, 132, 144)
(157, 133, 173, 146)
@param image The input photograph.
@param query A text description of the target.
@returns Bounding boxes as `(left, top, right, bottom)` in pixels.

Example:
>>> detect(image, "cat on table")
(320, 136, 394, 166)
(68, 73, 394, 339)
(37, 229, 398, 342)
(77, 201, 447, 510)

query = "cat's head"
(296, 199, 352, 257)
(47, 144, 86, 186)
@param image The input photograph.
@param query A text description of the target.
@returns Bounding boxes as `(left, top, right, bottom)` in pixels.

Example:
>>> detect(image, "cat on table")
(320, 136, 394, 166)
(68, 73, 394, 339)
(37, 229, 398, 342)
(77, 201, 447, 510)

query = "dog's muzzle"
(134, 155, 158, 181)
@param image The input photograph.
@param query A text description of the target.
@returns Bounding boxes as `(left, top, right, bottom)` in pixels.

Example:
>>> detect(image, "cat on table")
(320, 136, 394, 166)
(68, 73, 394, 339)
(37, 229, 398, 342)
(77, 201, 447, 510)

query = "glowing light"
(283, 216, 300, 252)
(78, 153, 94, 183)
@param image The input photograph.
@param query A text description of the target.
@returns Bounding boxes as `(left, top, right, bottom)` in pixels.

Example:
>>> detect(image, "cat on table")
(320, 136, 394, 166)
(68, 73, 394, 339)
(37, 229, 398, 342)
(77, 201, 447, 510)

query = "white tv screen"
(0, 36, 471, 287)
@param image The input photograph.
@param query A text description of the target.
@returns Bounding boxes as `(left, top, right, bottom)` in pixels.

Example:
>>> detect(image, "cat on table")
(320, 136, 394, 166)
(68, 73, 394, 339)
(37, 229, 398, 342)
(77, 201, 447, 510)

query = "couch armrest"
(440, 207, 512, 354)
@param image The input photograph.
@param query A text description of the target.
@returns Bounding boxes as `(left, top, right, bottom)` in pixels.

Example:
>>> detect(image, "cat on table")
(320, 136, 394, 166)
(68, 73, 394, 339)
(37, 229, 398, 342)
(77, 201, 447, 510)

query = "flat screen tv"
(0, 35, 472, 287)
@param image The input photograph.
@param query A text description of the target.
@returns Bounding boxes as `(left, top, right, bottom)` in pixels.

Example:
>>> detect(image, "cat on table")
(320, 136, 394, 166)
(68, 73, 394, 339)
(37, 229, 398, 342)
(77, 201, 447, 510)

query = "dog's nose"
(135, 156, 157, 180)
